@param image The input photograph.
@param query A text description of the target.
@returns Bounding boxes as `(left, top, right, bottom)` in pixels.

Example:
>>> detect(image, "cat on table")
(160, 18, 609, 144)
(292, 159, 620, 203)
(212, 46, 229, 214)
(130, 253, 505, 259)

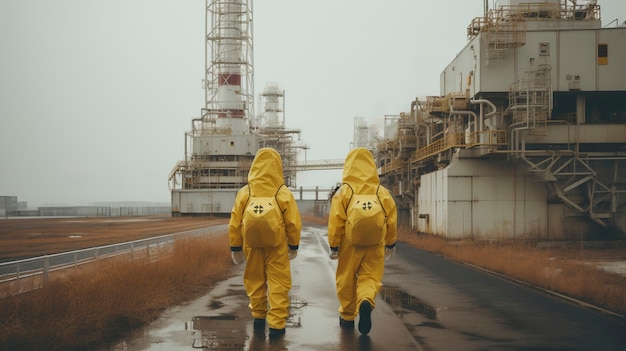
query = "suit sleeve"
(278, 187, 301, 250)
(327, 185, 350, 248)
(228, 186, 248, 250)
(381, 187, 398, 248)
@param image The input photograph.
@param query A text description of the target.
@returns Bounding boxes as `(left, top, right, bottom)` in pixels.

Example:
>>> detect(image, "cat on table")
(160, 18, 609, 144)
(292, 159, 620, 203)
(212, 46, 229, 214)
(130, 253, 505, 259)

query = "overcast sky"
(2, 0, 626, 207)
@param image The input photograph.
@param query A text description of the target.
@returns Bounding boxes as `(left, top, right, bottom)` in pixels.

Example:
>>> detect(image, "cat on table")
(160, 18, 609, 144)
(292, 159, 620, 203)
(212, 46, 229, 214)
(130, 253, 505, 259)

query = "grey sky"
(2, 0, 625, 207)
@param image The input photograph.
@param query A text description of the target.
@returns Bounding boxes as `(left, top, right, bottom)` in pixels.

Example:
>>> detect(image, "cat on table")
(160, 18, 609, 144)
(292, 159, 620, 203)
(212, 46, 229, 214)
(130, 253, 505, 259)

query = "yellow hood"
(342, 147, 379, 193)
(248, 147, 284, 194)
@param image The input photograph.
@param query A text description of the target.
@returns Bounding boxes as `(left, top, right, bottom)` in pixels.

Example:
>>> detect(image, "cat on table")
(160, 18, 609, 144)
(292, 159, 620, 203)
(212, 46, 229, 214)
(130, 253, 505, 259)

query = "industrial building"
(0, 196, 26, 217)
(373, 0, 626, 239)
(168, 0, 625, 239)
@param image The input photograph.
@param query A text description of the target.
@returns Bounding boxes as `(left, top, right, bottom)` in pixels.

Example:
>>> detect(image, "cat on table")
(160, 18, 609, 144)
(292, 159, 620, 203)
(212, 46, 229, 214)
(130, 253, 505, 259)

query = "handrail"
(411, 130, 508, 163)
(0, 224, 228, 297)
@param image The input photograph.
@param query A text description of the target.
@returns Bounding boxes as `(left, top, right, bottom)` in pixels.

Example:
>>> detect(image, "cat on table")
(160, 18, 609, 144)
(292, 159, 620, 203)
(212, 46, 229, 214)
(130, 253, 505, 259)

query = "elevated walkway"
(288, 159, 344, 171)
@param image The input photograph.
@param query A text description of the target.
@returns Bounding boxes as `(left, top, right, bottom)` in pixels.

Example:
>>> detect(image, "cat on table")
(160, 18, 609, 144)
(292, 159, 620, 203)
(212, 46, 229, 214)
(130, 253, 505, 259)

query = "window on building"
(598, 44, 608, 65)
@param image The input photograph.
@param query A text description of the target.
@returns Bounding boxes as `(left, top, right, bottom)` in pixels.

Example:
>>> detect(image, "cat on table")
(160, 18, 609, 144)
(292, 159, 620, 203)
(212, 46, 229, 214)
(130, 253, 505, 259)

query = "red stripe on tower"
(219, 74, 241, 86)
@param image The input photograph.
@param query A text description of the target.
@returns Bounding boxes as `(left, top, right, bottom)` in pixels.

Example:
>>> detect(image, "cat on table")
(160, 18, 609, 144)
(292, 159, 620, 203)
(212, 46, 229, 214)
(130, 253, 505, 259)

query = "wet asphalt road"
(384, 242, 626, 351)
(108, 226, 626, 351)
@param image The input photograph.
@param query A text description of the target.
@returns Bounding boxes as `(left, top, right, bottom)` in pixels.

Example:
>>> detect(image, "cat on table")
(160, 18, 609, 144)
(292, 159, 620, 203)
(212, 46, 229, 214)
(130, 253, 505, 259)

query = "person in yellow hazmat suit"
(228, 148, 302, 339)
(328, 147, 397, 335)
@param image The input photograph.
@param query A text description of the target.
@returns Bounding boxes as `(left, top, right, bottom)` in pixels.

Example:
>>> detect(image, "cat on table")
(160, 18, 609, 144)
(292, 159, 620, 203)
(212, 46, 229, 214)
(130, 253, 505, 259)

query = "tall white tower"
(261, 82, 284, 129)
(169, 0, 259, 216)
(204, 0, 254, 135)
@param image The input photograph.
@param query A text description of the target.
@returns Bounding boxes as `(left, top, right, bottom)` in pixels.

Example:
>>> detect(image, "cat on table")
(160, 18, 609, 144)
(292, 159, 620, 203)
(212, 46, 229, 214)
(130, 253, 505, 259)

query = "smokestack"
(205, 0, 254, 135)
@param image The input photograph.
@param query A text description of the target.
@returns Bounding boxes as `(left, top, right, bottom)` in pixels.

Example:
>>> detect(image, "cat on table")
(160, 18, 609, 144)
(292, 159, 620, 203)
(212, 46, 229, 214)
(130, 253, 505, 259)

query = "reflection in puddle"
(381, 286, 438, 320)
(186, 296, 306, 350)
(187, 314, 247, 350)
(287, 295, 306, 327)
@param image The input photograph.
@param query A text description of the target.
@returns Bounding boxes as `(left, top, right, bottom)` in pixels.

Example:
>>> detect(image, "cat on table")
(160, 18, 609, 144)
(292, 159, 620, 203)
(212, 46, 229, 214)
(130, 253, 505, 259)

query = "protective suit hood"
(342, 148, 379, 193)
(248, 148, 284, 194)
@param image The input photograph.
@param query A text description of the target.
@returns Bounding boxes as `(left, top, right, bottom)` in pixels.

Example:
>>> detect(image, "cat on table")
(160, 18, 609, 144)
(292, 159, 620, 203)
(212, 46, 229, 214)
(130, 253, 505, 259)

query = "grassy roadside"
(396, 227, 626, 317)
(0, 234, 232, 351)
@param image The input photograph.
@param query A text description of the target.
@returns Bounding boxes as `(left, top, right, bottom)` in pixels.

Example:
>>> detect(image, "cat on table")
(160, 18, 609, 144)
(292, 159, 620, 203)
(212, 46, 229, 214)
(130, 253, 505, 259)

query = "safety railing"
(411, 130, 508, 163)
(414, 132, 466, 161)
(0, 224, 228, 297)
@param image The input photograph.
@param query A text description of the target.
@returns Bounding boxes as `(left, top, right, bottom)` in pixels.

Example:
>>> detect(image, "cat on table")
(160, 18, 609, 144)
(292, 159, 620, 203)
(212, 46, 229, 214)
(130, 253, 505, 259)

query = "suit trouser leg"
(244, 248, 268, 320)
(265, 244, 291, 329)
(356, 246, 384, 309)
(335, 243, 362, 321)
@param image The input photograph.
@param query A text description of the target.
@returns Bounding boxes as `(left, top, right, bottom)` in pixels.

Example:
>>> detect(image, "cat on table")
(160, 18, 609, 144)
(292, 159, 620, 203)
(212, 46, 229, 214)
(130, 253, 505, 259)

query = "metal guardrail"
(0, 224, 228, 297)
(412, 130, 508, 163)
(380, 130, 510, 175)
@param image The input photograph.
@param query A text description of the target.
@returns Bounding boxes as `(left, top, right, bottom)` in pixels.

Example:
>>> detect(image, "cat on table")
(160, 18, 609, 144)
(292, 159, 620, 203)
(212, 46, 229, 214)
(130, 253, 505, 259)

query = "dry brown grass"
(398, 227, 626, 316)
(301, 214, 328, 226)
(0, 216, 228, 260)
(0, 234, 231, 351)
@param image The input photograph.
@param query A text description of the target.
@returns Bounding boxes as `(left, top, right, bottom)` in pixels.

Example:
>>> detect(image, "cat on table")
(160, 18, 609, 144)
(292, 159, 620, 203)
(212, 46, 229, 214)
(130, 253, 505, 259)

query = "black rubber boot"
(339, 317, 355, 329)
(269, 327, 285, 339)
(358, 301, 372, 335)
(253, 318, 265, 332)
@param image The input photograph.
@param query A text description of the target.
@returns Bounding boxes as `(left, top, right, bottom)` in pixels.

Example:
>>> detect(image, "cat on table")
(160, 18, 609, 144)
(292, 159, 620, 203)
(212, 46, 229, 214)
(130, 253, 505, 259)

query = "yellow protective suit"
(328, 147, 397, 322)
(229, 148, 302, 330)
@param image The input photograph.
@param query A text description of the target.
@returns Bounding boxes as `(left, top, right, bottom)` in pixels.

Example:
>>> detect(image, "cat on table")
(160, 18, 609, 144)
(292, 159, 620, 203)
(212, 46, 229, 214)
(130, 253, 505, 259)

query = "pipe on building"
(411, 98, 431, 145)
(448, 97, 478, 137)
(469, 98, 497, 132)
(191, 117, 203, 134)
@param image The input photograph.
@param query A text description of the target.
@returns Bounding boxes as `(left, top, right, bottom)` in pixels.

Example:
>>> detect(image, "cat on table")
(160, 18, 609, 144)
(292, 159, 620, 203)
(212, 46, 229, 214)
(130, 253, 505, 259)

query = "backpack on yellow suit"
(242, 185, 286, 248)
(344, 183, 388, 247)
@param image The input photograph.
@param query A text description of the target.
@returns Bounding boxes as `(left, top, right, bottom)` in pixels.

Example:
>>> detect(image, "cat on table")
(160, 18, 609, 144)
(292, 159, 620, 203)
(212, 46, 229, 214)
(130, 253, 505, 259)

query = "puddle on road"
(187, 315, 247, 350)
(381, 286, 438, 320)
(287, 295, 307, 327)
(186, 294, 307, 350)
(105, 274, 311, 351)
(381, 286, 445, 346)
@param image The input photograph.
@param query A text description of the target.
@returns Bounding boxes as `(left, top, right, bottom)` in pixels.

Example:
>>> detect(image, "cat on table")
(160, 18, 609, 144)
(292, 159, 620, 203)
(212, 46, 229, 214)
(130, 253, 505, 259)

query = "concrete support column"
(576, 94, 586, 124)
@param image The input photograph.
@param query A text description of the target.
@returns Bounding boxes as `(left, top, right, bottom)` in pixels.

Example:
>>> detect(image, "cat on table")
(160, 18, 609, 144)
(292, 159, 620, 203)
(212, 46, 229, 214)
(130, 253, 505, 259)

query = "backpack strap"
(342, 183, 355, 213)
(241, 185, 251, 218)
(375, 184, 388, 219)
(274, 184, 285, 217)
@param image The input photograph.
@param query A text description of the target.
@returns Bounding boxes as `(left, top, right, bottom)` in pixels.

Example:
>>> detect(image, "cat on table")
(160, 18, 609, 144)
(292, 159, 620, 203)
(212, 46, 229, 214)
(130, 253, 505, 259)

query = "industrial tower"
(169, 0, 258, 216)
(169, 0, 309, 216)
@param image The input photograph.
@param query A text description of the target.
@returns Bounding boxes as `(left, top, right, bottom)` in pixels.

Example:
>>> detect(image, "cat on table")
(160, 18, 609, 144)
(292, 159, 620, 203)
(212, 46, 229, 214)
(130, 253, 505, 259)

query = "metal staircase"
(519, 151, 624, 232)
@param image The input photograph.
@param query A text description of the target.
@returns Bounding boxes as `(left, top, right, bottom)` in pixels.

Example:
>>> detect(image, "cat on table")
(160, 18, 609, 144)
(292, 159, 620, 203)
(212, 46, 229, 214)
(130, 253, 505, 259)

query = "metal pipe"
(411, 98, 430, 145)
(508, 118, 532, 154)
(448, 97, 478, 142)
(470, 98, 497, 132)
